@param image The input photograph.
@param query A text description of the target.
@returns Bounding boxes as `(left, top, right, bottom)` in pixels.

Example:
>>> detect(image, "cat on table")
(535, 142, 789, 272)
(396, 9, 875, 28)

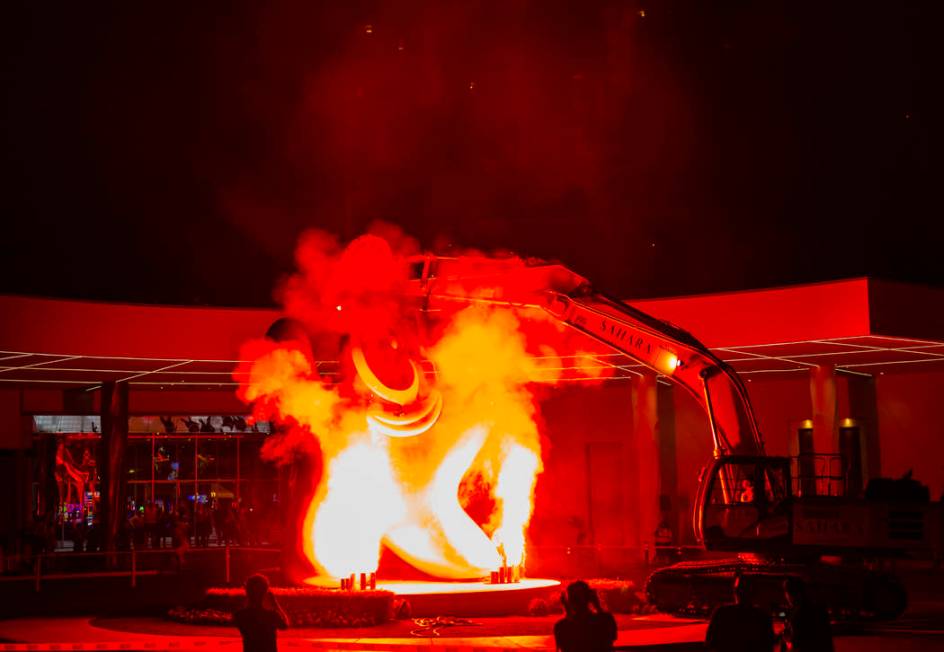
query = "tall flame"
(491, 443, 541, 566)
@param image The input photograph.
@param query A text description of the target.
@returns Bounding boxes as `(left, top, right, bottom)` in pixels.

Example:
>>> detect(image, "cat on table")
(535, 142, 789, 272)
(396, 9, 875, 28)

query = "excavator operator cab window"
(703, 458, 791, 549)
(709, 463, 758, 506)
(763, 465, 789, 505)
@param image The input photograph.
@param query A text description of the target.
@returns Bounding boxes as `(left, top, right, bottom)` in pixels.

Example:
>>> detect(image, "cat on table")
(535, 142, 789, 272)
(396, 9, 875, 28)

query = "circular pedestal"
(305, 577, 561, 617)
(383, 578, 561, 617)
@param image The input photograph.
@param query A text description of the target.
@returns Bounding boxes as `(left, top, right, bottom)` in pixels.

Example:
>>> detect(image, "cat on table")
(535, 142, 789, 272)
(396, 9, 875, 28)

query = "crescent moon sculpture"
(352, 345, 442, 438)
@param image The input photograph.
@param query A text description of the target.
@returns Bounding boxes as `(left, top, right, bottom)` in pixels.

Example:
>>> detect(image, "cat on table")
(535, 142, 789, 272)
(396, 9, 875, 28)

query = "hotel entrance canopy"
(2, 277, 944, 389)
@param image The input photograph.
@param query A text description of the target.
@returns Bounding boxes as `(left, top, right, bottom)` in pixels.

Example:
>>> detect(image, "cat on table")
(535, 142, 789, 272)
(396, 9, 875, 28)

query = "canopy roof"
(2, 278, 943, 390)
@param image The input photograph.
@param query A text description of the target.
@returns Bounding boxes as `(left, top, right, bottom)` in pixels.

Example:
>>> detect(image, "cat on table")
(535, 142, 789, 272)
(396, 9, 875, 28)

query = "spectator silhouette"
(234, 574, 288, 652)
(194, 502, 212, 547)
(705, 574, 775, 652)
(130, 508, 145, 549)
(144, 501, 160, 548)
(782, 577, 833, 651)
(172, 508, 190, 570)
(553, 580, 617, 652)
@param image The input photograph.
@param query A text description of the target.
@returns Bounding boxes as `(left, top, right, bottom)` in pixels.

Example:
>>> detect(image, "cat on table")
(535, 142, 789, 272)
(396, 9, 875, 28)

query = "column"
(100, 381, 129, 556)
(810, 365, 839, 455)
(846, 375, 880, 488)
(631, 373, 660, 556)
(809, 365, 838, 495)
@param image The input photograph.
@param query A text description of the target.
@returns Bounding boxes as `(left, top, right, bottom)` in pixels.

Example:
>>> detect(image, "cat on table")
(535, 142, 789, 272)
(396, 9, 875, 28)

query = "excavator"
(406, 254, 942, 619)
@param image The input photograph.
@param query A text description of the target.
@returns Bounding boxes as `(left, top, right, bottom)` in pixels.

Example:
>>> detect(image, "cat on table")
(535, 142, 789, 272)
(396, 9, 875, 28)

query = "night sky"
(2, 1, 941, 307)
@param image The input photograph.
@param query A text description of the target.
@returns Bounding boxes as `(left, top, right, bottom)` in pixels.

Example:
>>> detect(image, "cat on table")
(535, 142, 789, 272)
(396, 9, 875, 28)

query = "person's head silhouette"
(563, 580, 604, 616)
(733, 574, 750, 605)
(245, 574, 270, 608)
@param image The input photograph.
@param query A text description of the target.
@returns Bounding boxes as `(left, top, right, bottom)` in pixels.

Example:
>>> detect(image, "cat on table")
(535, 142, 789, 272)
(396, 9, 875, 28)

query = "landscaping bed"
(169, 586, 396, 627)
(528, 578, 654, 616)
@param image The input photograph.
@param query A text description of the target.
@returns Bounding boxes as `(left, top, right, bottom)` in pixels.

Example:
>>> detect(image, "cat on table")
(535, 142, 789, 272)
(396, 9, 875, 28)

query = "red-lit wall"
(129, 390, 246, 415)
(875, 370, 944, 499)
(532, 382, 635, 547)
(530, 369, 944, 548)
(0, 390, 23, 449)
(746, 377, 813, 456)
(665, 387, 712, 542)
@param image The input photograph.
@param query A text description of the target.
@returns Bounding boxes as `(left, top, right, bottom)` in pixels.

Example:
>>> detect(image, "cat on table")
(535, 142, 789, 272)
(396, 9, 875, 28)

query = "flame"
(237, 231, 559, 581)
(385, 427, 503, 578)
(303, 437, 406, 578)
(491, 443, 541, 566)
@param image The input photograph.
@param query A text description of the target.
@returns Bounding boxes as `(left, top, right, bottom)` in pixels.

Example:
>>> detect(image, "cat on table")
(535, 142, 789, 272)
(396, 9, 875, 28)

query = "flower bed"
(168, 586, 396, 628)
(527, 579, 653, 616)
(587, 578, 652, 614)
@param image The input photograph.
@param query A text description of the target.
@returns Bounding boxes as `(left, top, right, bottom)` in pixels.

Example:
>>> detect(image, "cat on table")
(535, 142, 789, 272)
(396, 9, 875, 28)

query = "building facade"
(2, 278, 943, 563)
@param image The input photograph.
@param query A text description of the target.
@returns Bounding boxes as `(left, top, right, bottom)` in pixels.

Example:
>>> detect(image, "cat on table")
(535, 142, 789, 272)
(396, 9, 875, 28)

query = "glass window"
(176, 438, 195, 481)
(127, 480, 151, 510)
(709, 463, 757, 505)
(763, 464, 789, 503)
(239, 438, 265, 479)
(33, 415, 101, 433)
(126, 437, 153, 484)
(152, 437, 195, 481)
(198, 437, 237, 481)
(153, 482, 180, 512)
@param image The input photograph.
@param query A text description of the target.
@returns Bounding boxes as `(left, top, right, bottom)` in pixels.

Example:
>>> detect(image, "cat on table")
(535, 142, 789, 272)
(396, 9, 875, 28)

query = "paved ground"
(0, 614, 705, 650)
(95, 613, 689, 639)
(1, 611, 943, 651)
(3, 570, 944, 652)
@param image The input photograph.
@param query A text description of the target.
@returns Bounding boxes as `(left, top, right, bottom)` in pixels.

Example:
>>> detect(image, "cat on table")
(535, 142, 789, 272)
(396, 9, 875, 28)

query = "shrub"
(169, 586, 395, 628)
(527, 598, 549, 617)
(535, 579, 653, 617)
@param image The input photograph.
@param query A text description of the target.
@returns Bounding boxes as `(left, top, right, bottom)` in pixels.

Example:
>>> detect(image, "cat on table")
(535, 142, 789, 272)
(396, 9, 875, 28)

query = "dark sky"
(2, 1, 941, 306)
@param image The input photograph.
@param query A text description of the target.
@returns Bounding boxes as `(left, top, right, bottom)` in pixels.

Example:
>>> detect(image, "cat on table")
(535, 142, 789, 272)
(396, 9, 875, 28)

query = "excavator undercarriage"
(646, 556, 907, 620)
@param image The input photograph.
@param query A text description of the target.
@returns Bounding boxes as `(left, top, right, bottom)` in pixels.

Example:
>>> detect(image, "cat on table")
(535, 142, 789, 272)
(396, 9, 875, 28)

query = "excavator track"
(646, 557, 907, 621)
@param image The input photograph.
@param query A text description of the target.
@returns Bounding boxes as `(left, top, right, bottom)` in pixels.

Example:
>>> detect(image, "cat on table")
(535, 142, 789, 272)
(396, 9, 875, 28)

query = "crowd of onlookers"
(124, 499, 257, 551)
(118, 499, 279, 552)
(8, 499, 281, 562)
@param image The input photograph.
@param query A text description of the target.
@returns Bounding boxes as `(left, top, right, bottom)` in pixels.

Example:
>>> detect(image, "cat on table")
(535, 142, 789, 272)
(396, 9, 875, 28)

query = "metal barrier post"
(225, 545, 231, 584)
(131, 549, 137, 588)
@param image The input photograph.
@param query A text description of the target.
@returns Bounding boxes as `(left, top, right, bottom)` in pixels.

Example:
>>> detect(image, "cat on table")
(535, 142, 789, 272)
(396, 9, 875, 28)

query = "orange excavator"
(407, 254, 942, 619)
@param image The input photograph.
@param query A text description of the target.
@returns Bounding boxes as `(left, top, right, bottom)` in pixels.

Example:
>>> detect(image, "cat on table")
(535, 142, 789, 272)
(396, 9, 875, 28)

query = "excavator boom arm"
(409, 256, 764, 457)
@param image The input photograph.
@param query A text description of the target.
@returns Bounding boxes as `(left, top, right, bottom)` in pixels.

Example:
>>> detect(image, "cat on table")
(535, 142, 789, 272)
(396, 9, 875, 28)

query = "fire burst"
(236, 229, 560, 582)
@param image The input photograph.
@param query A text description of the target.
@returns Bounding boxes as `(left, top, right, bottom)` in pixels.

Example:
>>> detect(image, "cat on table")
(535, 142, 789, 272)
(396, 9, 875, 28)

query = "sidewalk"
(0, 616, 708, 651)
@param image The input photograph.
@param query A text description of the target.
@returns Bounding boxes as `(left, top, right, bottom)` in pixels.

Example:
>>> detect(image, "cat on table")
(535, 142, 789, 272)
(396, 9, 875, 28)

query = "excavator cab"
(695, 455, 793, 550)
